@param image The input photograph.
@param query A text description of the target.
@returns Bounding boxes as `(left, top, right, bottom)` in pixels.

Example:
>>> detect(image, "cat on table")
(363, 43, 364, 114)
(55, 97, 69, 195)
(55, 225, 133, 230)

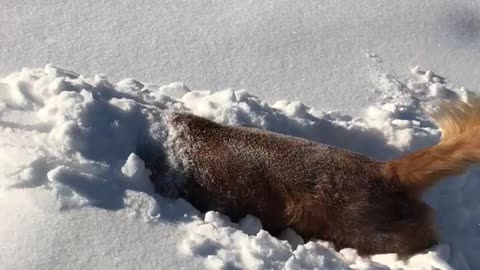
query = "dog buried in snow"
(142, 99, 480, 256)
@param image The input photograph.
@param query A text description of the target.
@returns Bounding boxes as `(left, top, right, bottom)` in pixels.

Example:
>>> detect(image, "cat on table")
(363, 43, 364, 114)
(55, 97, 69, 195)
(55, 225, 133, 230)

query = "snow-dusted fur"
(146, 99, 480, 257)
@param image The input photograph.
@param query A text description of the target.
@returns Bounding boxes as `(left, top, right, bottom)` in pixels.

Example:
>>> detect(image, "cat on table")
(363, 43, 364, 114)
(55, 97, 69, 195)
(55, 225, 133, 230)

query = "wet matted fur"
(144, 99, 480, 256)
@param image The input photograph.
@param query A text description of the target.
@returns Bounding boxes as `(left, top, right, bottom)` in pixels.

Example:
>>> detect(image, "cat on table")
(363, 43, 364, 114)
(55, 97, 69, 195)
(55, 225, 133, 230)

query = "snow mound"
(0, 65, 477, 269)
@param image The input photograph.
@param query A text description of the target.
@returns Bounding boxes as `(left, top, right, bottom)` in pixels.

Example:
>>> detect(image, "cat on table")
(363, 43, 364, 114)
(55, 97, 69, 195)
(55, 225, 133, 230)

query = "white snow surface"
(0, 65, 478, 270)
(2, 0, 480, 114)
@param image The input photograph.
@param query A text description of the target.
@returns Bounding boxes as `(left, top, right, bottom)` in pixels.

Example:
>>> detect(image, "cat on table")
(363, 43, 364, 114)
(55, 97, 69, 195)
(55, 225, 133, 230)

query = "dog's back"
(143, 99, 480, 256)
(150, 113, 438, 255)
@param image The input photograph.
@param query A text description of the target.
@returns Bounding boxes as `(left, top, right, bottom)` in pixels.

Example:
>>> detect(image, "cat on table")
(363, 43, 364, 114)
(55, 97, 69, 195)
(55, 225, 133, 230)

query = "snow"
(2, 0, 480, 114)
(0, 65, 478, 269)
(2, 2, 480, 268)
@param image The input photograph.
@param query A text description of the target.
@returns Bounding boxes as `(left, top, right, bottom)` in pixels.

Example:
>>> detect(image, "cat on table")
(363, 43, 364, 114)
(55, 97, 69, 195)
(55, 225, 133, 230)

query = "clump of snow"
(121, 153, 153, 192)
(238, 214, 263, 236)
(0, 65, 478, 269)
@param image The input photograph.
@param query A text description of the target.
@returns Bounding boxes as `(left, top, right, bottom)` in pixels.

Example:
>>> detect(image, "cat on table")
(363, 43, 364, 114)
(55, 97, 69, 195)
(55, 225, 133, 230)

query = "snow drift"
(0, 65, 478, 269)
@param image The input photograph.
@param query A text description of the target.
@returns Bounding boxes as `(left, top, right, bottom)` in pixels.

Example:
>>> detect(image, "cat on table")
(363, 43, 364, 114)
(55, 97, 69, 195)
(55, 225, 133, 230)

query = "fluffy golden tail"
(385, 99, 480, 193)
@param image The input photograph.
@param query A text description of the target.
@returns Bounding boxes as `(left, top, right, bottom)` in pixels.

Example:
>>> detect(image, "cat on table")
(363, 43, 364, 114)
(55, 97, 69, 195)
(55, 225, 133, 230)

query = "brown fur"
(144, 99, 480, 256)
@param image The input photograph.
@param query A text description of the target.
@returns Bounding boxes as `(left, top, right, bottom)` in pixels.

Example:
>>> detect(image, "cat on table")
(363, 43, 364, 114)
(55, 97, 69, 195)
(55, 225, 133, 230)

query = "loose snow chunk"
(429, 83, 447, 97)
(123, 190, 161, 222)
(275, 100, 310, 118)
(47, 165, 120, 209)
(115, 78, 145, 94)
(121, 153, 153, 193)
(278, 228, 305, 250)
(285, 242, 350, 270)
(204, 211, 238, 229)
(208, 88, 237, 104)
(391, 119, 411, 128)
(406, 252, 454, 270)
(410, 66, 421, 74)
(158, 82, 191, 99)
(239, 214, 263, 236)
(381, 103, 398, 114)
(121, 153, 148, 178)
(424, 70, 434, 82)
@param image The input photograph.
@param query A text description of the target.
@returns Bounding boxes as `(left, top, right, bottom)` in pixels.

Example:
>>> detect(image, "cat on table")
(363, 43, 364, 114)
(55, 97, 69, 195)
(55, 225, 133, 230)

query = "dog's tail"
(385, 99, 480, 193)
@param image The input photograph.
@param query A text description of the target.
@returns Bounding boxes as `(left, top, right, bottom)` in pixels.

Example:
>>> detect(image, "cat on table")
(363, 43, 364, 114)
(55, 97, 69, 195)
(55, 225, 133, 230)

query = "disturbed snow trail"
(0, 65, 477, 269)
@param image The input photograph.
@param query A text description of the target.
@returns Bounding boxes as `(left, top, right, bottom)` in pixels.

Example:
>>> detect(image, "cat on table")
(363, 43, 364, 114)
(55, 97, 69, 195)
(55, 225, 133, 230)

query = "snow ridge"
(0, 65, 476, 270)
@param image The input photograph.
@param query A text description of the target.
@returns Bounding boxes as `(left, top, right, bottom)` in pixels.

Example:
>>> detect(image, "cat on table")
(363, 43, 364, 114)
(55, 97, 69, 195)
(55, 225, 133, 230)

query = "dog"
(144, 99, 480, 256)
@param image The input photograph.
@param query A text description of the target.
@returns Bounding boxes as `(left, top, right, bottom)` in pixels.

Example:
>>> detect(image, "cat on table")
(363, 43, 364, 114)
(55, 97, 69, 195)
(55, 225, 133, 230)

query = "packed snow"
(1, 65, 478, 270)
(2, 0, 480, 114)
